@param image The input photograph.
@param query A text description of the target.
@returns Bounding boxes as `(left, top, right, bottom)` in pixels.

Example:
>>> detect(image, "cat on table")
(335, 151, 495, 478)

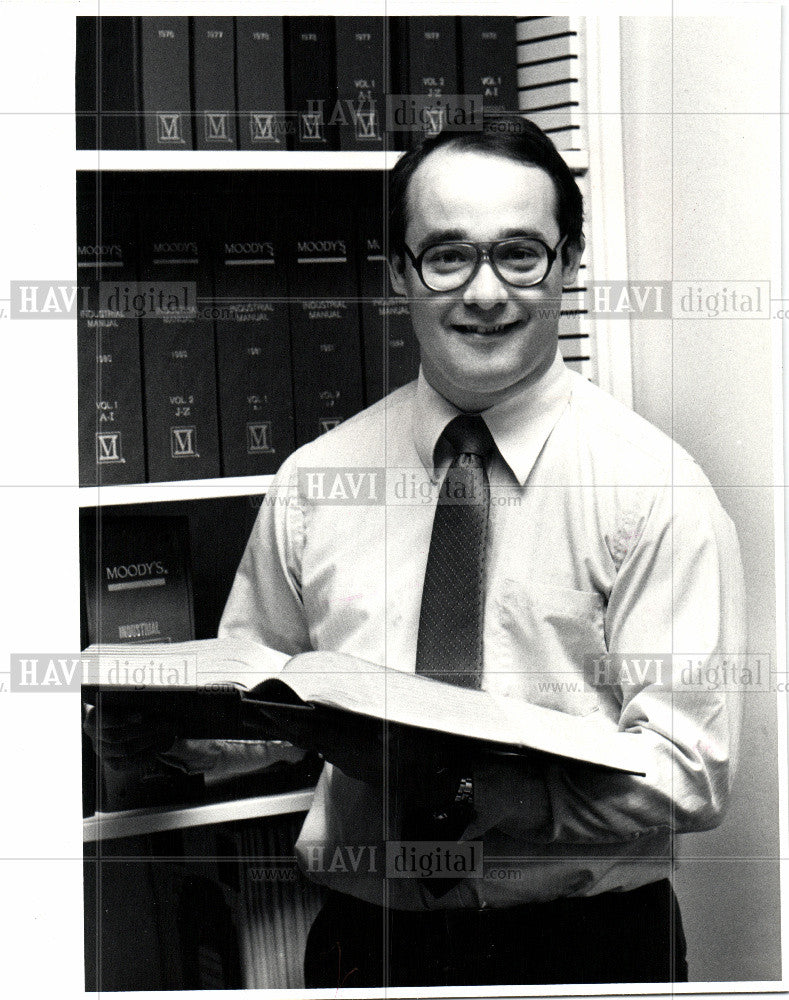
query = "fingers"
(83, 703, 177, 767)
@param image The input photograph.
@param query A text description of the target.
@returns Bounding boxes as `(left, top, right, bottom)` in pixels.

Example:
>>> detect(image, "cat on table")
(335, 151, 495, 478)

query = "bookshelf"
(74, 148, 591, 172)
(76, 15, 629, 503)
(78, 474, 275, 507)
(84, 787, 314, 842)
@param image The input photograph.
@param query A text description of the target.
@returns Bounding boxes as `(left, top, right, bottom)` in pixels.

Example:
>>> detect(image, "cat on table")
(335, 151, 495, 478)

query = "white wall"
(619, 13, 782, 982)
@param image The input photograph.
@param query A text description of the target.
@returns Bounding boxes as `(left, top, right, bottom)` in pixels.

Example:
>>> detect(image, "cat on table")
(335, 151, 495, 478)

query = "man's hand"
(83, 703, 178, 773)
(464, 750, 551, 839)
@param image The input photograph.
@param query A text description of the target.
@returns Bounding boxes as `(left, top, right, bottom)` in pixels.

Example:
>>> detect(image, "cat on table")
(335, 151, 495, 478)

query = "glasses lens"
(492, 239, 549, 286)
(421, 243, 477, 290)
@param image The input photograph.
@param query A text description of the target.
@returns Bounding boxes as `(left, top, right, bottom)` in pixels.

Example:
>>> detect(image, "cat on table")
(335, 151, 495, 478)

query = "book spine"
(284, 175, 364, 445)
(80, 512, 195, 645)
(403, 16, 459, 148)
(335, 17, 387, 151)
(75, 17, 97, 149)
(356, 177, 419, 405)
(191, 16, 238, 150)
(140, 17, 193, 149)
(80, 510, 197, 813)
(213, 174, 296, 476)
(77, 173, 146, 486)
(458, 16, 518, 113)
(98, 17, 142, 148)
(235, 16, 287, 150)
(139, 175, 221, 482)
(286, 17, 339, 151)
(388, 18, 409, 152)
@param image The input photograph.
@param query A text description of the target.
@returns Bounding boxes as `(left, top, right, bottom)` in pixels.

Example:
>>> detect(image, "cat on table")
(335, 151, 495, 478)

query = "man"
(219, 114, 746, 987)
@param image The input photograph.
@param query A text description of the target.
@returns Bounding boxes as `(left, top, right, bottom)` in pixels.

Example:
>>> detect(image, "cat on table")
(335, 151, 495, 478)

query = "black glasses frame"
(403, 236, 564, 292)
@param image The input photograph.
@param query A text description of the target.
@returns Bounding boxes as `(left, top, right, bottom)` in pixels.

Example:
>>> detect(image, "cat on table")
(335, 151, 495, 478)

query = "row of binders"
(75, 15, 581, 151)
(78, 169, 590, 488)
(78, 170, 419, 486)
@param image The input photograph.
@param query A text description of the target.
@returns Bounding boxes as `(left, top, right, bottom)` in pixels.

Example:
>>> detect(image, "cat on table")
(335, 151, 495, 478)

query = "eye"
(423, 244, 474, 272)
(498, 241, 543, 265)
(499, 243, 542, 263)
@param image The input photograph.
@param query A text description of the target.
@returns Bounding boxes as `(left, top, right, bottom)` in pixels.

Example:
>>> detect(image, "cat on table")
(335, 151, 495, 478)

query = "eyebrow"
(414, 226, 552, 251)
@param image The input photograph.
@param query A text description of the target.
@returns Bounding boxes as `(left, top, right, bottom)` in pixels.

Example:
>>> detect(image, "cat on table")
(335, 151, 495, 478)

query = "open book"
(82, 637, 647, 777)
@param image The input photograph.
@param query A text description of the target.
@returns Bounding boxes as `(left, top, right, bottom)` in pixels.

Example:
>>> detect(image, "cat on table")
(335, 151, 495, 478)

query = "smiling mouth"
(451, 320, 520, 335)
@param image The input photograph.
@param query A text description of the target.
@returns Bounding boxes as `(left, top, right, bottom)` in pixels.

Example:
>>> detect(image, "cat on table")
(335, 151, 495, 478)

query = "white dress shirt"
(219, 350, 746, 909)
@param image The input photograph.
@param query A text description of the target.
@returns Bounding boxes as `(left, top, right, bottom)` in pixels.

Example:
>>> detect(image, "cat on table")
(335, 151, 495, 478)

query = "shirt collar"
(412, 349, 571, 486)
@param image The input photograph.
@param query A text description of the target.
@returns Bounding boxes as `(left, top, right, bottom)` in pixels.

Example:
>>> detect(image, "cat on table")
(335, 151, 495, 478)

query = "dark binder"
(391, 16, 459, 149)
(286, 17, 339, 150)
(77, 172, 146, 486)
(80, 512, 195, 646)
(191, 17, 238, 150)
(335, 17, 388, 151)
(76, 17, 142, 149)
(284, 173, 364, 445)
(235, 16, 287, 150)
(75, 17, 97, 148)
(138, 174, 221, 482)
(140, 17, 193, 149)
(212, 173, 296, 476)
(458, 16, 518, 112)
(80, 512, 197, 812)
(357, 176, 419, 404)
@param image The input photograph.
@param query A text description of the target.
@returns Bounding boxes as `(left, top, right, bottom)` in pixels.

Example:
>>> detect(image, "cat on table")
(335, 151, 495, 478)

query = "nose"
(461, 256, 509, 309)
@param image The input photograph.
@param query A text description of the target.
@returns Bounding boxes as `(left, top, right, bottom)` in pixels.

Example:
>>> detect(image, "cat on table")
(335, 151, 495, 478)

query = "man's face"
(391, 147, 582, 411)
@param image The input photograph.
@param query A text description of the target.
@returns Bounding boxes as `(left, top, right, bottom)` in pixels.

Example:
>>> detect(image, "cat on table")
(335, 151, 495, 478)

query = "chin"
(442, 368, 523, 405)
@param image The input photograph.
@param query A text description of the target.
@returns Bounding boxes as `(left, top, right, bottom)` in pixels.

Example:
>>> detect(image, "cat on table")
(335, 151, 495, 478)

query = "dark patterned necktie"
(415, 412, 495, 689)
(398, 413, 495, 891)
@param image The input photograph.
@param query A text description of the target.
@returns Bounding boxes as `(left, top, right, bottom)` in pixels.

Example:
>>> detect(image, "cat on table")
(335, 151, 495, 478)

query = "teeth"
(457, 322, 510, 334)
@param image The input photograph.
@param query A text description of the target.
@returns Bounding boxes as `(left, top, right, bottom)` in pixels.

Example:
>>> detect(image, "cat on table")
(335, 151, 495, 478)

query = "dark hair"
(388, 114, 584, 266)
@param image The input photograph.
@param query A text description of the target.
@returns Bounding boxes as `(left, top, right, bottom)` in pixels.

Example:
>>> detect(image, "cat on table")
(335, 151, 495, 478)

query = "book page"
(281, 651, 647, 775)
(82, 636, 291, 691)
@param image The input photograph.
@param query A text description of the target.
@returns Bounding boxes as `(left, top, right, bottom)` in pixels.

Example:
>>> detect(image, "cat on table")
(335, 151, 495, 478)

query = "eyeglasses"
(403, 236, 564, 292)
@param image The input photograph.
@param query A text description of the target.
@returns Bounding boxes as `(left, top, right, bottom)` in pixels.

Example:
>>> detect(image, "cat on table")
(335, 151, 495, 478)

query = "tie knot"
(442, 413, 495, 462)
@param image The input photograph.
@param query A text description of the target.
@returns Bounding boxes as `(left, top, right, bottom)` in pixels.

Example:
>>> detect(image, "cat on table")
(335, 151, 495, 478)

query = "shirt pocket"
(490, 580, 607, 716)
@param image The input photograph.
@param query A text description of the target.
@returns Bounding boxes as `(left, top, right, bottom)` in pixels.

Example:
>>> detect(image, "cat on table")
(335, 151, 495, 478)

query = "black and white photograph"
(0, 1, 786, 996)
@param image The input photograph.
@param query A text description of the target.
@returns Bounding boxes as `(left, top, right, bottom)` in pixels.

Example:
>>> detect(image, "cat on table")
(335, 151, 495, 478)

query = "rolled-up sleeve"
(219, 456, 312, 656)
(205, 458, 312, 774)
(542, 459, 747, 843)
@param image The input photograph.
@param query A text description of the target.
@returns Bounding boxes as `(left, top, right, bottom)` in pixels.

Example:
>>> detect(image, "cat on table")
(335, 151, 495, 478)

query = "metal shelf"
(83, 786, 315, 842)
(78, 475, 275, 507)
(75, 148, 589, 173)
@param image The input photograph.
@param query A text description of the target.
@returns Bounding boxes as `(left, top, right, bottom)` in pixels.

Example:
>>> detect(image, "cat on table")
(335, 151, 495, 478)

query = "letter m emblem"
(354, 109, 379, 140)
(423, 107, 445, 137)
(250, 113, 278, 143)
(157, 112, 183, 143)
(204, 112, 229, 142)
(96, 432, 123, 464)
(171, 426, 197, 458)
(300, 112, 323, 142)
(247, 421, 273, 454)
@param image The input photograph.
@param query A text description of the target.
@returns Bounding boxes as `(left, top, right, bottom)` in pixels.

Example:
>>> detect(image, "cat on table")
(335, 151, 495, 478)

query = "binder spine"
(213, 175, 296, 475)
(140, 17, 194, 149)
(139, 175, 221, 482)
(286, 17, 339, 151)
(192, 17, 238, 150)
(77, 173, 146, 486)
(236, 17, 287, 150)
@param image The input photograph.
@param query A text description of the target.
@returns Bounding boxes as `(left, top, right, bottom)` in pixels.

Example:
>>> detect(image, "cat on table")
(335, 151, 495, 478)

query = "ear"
(561, 235, 585, 287)
(388, 253, 408, 297)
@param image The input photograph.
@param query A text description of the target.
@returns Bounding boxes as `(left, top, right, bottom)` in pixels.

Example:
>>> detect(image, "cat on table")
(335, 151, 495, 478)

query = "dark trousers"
(304, 879, 688, 988)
